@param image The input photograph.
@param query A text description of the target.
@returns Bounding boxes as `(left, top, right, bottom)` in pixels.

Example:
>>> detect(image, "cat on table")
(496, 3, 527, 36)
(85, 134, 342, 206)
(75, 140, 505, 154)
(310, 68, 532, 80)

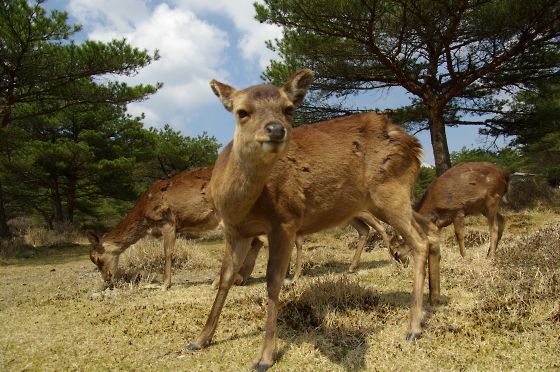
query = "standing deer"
(186, 70, 439, 370)
(86, 166, 263, 290)
(390, 162, 510, 262)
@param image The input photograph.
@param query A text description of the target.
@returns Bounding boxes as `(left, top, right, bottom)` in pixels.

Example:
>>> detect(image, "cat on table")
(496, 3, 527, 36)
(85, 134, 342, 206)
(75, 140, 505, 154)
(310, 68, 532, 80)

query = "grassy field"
(1, 209, 559, 371)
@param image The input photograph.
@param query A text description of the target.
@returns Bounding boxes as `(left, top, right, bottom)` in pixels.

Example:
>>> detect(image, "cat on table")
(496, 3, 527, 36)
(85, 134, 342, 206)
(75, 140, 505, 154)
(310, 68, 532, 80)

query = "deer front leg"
(253, 228, 294, 371)
(187, 235, 253, 350)
(453, 213, 466, 258)
(162, 223, 176, 290)
(349, 218, 370, 273)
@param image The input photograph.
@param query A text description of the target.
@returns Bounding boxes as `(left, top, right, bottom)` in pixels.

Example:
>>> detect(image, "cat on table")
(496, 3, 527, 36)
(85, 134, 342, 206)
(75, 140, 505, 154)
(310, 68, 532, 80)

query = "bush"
(507, 177, 560, 211)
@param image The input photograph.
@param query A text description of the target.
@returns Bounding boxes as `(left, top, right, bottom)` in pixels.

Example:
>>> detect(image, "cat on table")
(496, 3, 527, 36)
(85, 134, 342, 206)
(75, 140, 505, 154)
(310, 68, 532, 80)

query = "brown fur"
(288, 212, 392, 284)
(188, 70, 439, 369)
(86, 167, 261, 289)
(392, 162, 510, 260)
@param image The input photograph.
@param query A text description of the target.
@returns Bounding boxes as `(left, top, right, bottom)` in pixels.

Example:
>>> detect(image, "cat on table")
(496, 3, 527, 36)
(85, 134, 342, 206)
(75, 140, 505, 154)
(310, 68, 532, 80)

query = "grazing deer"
(186, 70, 439, 370)
(390, 162, 510, 262)
(86, 166, 263, 289)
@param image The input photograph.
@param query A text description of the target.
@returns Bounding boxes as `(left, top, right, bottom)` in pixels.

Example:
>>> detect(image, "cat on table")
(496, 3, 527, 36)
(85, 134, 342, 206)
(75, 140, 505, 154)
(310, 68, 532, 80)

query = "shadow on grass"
(7, 243, 89, 266)
(240, 259, 391, 288)
(276, 276, 404, 371)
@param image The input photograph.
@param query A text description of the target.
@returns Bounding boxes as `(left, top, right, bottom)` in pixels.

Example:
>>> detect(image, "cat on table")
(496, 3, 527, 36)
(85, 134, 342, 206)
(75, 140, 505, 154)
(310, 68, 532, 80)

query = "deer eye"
(284, 106, 294, 116)
(237, 109, 250, 119)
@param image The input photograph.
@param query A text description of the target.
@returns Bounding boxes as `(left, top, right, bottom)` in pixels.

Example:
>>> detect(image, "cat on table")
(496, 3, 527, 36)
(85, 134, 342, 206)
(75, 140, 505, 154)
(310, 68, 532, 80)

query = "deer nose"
(265, 122, 286, 142)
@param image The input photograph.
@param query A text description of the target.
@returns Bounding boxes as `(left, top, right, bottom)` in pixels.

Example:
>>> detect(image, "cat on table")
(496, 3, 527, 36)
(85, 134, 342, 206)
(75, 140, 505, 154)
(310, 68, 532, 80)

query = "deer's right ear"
(86, 230, 99, 245)
(210, 80, 236, 112)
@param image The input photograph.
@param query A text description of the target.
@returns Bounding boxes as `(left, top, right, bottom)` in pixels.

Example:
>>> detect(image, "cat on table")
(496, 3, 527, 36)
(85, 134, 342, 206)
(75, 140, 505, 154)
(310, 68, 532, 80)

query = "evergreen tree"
(0, 0, 160, 131)
(256, 0, 560, 175)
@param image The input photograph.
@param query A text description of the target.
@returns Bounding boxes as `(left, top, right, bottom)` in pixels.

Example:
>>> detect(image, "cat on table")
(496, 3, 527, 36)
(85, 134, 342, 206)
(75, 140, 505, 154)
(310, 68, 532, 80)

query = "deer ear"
(86, 230, 99, 245)
(89, 249, 99, 265)
(282, 69, 314, 106)
(209, 80, 236, 112)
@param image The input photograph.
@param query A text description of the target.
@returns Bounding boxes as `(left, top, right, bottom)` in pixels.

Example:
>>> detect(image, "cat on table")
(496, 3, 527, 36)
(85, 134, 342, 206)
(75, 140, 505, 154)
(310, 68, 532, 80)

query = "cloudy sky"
(46, 0, 494, 165)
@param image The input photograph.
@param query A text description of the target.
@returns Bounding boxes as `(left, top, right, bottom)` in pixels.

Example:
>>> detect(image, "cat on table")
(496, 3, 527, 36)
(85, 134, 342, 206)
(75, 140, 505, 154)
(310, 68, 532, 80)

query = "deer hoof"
(185, 343, 202, 351)
(252, 362, 272, 371)
(405, 332, 420, 341)
(348, 267, 356, 273)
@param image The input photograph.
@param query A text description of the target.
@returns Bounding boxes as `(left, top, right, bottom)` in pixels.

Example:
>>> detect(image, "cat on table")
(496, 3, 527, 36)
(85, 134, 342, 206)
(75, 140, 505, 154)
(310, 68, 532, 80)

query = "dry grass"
(0, 209, 559, 371)
(116, 237, 221, 285)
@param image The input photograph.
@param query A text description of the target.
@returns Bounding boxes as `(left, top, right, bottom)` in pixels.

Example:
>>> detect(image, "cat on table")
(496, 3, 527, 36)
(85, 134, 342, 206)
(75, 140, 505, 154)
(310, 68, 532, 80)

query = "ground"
(1, 209, 559, 371)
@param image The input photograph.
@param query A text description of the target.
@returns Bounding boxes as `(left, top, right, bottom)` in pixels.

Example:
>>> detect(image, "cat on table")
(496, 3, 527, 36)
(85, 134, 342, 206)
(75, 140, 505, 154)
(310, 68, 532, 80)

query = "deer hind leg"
(485, 200, 503, 260)
(497, 213, 505, 243)
(348, 218, 370, 273)
(360, 212, 391, 252)
(453, 212, 466, 258)
(372, 191, 432, 341)
(162, 223, 176, 290)
(187, 235, 253, 350)
(285, 234, 304, 285)
(254, 226, 295, 370)
(236, 237, 265, 285)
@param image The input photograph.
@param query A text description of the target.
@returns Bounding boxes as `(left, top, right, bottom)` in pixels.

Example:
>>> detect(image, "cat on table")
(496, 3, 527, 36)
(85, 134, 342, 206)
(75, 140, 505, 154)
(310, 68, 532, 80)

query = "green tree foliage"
(147, 125, 220, 179)
(450, 147, 524, 173)
(0, 101, 219, 234)
(413, 166, 436, 200)
(484, 79, 560, 185)
(256, 0, 560, 175)
(0, 0, 161, 131)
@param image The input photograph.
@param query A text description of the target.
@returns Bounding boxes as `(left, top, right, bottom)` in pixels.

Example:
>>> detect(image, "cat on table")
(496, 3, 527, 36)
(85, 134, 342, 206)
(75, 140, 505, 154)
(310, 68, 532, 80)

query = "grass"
(0, 209, 559, 371)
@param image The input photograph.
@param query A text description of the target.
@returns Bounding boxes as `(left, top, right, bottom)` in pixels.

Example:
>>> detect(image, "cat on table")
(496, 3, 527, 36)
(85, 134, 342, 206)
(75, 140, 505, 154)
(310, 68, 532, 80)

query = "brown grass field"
(1, 209, 559, 371)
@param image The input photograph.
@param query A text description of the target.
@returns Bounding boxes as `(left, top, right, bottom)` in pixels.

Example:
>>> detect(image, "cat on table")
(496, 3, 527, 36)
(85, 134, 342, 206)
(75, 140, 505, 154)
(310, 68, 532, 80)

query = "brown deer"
(391, 162, 510, 262)
(185, 70, 440, 370)
(236, 212, 391, 286)
(86, 166, 263, 290)
(288, 212, 391, 283)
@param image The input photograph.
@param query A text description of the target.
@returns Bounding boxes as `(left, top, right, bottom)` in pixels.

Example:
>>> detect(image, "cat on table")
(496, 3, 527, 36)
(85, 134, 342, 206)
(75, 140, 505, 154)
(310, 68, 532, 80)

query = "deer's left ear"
(210, 80, 237, 112)
(282, 69, 314, 106)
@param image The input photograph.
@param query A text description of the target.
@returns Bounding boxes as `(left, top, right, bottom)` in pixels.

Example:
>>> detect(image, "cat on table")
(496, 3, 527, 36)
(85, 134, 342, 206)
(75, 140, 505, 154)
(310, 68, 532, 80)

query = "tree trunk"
(0, 179, 11, 238)
(428, 109, 452, 176)
(66, 176, 76, 223)
(52, 178, 64, 224)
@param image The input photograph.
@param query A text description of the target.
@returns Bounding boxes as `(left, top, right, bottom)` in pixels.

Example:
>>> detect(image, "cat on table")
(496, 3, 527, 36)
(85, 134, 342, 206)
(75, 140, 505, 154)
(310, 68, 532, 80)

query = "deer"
(86, 166, 386, 291)
(185, 69, 440, 371)
(235, 211, 392, 287)
(85, 166, 263, 290)
(390, 162, 510, 263)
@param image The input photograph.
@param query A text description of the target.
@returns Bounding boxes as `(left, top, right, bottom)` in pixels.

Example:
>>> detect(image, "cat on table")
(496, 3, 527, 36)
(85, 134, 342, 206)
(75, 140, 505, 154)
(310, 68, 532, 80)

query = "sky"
(45, 0, 500, 165)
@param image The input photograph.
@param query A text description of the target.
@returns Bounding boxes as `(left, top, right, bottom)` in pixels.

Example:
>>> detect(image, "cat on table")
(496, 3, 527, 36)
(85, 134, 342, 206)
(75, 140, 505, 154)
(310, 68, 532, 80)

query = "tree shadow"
(8, 243, 89, 266)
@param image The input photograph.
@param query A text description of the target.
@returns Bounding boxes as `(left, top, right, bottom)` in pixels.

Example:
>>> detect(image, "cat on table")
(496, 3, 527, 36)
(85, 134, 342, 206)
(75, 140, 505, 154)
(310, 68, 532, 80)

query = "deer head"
(86, 230, 120, 284)
(389, 234, 412, 266)
(209, 69, 313, 162)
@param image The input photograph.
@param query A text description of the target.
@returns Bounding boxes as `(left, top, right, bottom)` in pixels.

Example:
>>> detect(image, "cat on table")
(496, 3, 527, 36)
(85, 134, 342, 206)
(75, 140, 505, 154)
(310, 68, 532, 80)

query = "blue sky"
(45, 0, 502, 165)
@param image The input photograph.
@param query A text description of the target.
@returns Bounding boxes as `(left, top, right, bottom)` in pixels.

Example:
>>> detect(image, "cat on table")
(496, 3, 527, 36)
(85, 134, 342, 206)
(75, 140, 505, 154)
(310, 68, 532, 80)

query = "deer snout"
(264, 122, 286, 142)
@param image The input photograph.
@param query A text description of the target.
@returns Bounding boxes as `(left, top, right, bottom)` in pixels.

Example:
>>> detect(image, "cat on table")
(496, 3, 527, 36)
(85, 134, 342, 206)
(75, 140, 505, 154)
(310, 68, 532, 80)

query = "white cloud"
(66, 0, 281, 143)
(67, 1, 232, 131)
(173, 0, 283, 68)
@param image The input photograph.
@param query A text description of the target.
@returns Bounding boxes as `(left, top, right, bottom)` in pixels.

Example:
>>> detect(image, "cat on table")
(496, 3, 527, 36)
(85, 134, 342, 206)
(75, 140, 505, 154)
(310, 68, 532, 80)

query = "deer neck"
(212, 144, 280, 226)
(103, 203, 150, 253)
